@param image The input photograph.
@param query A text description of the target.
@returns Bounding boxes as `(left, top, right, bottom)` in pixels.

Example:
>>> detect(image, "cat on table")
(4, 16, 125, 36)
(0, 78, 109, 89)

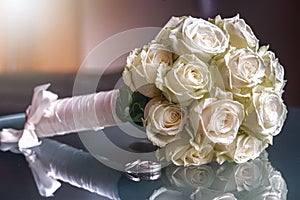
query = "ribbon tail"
(18, 129, 41, 149)
(22, 149, 61, 197)
(0, 128, 23, 143)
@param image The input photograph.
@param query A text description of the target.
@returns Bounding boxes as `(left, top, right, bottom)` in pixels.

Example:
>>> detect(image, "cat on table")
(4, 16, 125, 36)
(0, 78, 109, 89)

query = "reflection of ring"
(124, 160, 161, 181)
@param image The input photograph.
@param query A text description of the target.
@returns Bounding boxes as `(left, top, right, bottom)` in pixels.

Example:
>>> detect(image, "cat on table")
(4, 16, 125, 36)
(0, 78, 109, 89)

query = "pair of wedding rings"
(124, 159, 161, 181)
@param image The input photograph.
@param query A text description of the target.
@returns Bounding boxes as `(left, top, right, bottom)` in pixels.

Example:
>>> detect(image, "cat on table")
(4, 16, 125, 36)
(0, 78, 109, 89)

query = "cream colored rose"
(259, 46, 286, 94)
(233, 134, 268, 163)
(190, 98, 244, 145)
(156, 54, 212, 105)
(159, 138, 214, 166)
(144, 99, 187, 147)
(221, 48, 265, 92)
(215, 133, 267, 164)
(177, 143, 214, 166)
(242, 86, 287, 144)
(234, 134, 267, 163)
(210, 14, 259, 50)
(155, 16, 229, 61)
(122, 43, 173, 97)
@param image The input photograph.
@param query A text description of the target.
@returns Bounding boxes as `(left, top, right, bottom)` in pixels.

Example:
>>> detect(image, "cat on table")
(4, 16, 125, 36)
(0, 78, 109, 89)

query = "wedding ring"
(124, 159, 161, 181)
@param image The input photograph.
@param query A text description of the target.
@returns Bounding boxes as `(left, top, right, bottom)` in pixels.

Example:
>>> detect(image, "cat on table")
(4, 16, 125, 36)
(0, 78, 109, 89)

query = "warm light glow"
(1, 0, 36, 24)
(0, 0, 38, 72)
(4, 0, 31, 14)
(0, 0, 81, 73)
(0, 0, 38, 40)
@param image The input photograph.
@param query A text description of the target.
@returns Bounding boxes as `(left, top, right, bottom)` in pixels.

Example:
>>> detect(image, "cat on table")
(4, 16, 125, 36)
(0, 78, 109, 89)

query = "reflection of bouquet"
(1, 140, 287, 199)
(120, 14, 287, 166)
(150, 152, 287, 200)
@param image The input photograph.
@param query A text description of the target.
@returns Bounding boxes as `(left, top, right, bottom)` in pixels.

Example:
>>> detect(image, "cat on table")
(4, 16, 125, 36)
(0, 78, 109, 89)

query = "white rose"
(156, 54, 212, 105)
(160, 138, 214, 166)
(156, 16, 229, 61)
(144, 98, 187, 147)
(215, 133, 267, 164)
(180, 144, 214, 166)
(242, 86, 287, 144)
(234, 161, 263, 191)
(190, 98, 244, 145)
(123, 43, 173, 97)
(234, 134, 267, 163)
(221, 48, 265, 92)
(259, 46, 286, 94)
(210, 14, 259, 50)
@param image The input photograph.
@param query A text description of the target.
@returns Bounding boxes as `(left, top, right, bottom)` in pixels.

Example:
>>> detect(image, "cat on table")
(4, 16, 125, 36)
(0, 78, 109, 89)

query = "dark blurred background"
(0, 0, 298, 115)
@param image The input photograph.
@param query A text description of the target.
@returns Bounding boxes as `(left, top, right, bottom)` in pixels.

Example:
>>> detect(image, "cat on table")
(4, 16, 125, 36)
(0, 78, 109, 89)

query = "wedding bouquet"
(120, 14, 287, 166)
(0, 14, 287, 167)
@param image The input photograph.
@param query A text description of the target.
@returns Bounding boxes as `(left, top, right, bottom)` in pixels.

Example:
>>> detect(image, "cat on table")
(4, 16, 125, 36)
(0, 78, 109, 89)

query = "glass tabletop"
(0, 107, 299, 200)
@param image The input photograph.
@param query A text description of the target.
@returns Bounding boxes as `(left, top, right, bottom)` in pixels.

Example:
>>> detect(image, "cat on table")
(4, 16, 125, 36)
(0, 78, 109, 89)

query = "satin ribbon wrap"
(0, 84, 121, 149)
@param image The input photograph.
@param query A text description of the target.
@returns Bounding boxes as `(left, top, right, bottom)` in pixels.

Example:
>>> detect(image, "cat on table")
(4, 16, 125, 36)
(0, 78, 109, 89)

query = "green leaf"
(115, 85, 150, 127)
(129, 91, 151, 126)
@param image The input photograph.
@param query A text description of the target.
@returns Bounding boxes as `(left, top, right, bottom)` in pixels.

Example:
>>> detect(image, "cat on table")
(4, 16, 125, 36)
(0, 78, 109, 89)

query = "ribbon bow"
(0, 84, 58, 149)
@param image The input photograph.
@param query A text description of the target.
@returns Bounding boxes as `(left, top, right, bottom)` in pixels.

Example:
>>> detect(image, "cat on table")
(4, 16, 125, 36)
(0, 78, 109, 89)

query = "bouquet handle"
(0, 84, 121, 149)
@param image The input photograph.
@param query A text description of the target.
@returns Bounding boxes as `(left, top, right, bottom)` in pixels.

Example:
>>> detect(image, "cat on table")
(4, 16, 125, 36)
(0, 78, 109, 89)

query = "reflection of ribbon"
(1, 139, 123, 199)
(21, 148, 61, 197)
(0, 84, 58, 149)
